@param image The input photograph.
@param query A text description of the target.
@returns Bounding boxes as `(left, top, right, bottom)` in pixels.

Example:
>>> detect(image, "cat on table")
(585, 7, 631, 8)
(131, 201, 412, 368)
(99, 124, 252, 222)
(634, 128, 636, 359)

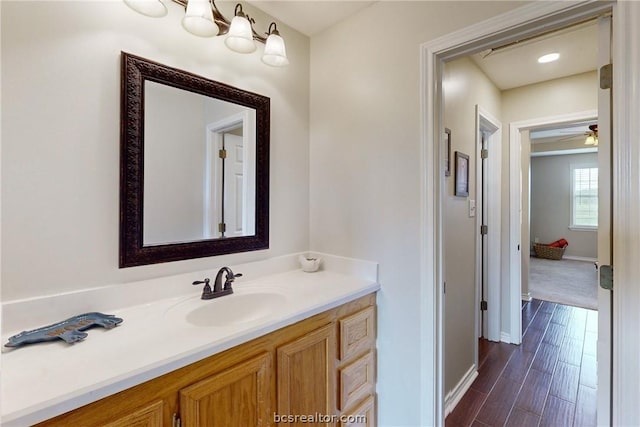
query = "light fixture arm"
(266, 22, 280, 36)
(173, 0, 269, 42)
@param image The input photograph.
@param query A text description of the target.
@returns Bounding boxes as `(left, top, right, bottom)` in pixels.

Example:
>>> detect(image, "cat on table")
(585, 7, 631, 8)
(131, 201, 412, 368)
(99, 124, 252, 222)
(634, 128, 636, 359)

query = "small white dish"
(299, 255, 322, 273)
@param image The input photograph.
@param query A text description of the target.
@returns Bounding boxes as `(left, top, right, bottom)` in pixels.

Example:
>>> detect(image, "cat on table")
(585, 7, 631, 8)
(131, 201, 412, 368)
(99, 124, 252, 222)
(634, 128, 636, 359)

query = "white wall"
(530, 152, 598, 259)
(442, 57, 502, 395)
(309, 2, 524, 425)
(500, 70, 598, 335)
(144, 82, 207, 245)
(1, 0, 310, 301)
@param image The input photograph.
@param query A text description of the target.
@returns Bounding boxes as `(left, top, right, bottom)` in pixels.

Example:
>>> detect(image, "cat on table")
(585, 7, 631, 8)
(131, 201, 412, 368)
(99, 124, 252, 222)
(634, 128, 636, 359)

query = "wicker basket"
(533, 243, 566, 260)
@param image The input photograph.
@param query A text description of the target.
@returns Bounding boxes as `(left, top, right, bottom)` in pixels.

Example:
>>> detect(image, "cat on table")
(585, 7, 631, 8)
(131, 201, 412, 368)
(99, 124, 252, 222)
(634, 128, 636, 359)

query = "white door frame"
(419, 1, 640, 425)
(610, 3, 640, 425)
(475, 106, 502, 344)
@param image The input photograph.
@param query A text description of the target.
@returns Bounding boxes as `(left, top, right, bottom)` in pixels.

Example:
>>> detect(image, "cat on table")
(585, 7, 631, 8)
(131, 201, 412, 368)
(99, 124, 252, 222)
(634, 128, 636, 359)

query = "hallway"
(445, 299, 598, 426)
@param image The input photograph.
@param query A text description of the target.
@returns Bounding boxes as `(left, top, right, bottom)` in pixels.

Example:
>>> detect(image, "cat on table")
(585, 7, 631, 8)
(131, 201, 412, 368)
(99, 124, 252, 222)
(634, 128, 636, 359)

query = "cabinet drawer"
(339, 306, 375, 361)
(339, 351, 375, 411)
(340, 395, 376, 427)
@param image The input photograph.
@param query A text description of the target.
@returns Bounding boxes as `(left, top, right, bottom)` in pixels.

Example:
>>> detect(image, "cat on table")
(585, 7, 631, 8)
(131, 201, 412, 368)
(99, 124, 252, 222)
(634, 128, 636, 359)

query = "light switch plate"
(469, 199, 476, 217)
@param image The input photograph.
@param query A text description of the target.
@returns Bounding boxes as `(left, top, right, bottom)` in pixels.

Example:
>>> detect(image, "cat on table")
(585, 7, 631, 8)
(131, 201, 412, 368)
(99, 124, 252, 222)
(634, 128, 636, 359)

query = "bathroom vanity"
(37, 294, 376, 427)
(1, 254, 379, 426)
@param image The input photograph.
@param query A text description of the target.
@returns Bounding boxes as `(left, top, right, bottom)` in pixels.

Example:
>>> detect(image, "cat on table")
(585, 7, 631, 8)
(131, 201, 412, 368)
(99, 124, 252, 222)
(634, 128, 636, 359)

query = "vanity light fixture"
(182, 0, 218, 37)
(123, 0, 289, 66)
(225, 4, 257, 53)
(262, 23, 289, 67)
(124, 0, 168, 17)
(537, 52, 560, 63)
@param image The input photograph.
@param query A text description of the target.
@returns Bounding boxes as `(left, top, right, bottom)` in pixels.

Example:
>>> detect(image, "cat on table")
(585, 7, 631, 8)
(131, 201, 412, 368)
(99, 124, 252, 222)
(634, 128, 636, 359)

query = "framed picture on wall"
(444, 128, 451, 177)
(455, 151, 469, 197)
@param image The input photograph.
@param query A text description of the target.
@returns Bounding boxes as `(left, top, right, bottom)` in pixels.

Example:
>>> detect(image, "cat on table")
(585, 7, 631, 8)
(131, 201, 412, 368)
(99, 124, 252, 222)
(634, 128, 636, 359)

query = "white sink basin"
(165, 289, 289, 327)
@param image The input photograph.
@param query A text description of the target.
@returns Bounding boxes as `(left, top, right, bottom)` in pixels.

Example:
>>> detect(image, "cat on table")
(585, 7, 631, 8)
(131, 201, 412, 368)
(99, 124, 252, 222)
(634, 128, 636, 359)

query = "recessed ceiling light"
(538, 53, 560, 64)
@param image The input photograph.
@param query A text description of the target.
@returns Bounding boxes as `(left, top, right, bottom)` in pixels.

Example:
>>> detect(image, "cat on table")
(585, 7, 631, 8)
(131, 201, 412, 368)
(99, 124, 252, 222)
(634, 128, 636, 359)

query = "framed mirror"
(120, 52, 269, 267)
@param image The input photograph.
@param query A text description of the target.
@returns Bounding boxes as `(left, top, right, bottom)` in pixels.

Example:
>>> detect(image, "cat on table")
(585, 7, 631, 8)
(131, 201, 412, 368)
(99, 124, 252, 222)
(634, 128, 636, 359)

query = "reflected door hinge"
(481, 149, 488, 159)
(600, 63, 613, 89)
(480, 300, 488, 311)
(219, 148, 227, 159)
(218, 222, 226, 233)
(600, 265, 613, 290)
(481, 225, 488, 235)
(172, 413, 181, 427)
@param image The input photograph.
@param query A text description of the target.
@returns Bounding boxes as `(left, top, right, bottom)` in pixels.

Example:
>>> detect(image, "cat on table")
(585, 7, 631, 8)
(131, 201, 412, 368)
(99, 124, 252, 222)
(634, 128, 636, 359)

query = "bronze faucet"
(192, 267, 243, 300)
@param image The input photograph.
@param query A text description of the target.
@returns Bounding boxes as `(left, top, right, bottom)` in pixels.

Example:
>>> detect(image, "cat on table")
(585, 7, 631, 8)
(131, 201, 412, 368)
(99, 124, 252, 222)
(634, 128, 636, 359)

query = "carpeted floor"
(529, 256, 598, 310)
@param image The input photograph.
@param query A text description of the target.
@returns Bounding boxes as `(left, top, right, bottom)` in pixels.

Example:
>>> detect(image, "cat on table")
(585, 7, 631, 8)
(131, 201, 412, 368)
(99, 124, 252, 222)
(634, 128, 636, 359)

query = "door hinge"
(218, 222, 226, 233)
(172, 413, 181, 427)
(481, 149, 488, 159)
(600, 265, 613, 290)
(600, 63, 613, 89)
(481, 225, 488, 235)
(480, 300, 488, 311)
(219, 148, 227, 159)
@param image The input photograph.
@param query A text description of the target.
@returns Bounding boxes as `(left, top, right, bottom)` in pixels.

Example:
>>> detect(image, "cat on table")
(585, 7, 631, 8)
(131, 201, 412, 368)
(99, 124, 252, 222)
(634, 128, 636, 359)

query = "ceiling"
(470, 19, 599, 90)
(248, 3, 599, 143)
(248, 3, 597, 91)
(529, 121, 596, 145)
(247, 1, 376, 37)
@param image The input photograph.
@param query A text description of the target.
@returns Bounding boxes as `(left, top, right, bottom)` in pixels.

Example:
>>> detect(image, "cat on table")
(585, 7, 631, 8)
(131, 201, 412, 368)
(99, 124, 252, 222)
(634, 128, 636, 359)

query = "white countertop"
(1, 253, 379, 426)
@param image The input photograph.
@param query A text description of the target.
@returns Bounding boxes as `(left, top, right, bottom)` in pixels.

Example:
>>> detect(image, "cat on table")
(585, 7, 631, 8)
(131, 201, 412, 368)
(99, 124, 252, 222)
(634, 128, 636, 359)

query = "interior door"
(596, 14, 612, 426)
(223, 133, 245, 238)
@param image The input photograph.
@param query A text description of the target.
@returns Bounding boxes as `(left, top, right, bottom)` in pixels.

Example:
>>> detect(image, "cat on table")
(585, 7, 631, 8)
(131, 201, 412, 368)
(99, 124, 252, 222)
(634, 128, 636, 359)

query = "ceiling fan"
(584, 124, 598, 146)
(532, 123, 599, 146)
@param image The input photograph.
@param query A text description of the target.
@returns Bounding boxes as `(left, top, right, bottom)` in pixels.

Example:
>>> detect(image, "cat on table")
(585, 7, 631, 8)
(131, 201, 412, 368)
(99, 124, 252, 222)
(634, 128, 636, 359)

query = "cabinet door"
(180, 352, 272, 427)
(277, 323, 336, 425)
(103, 401, 164, 427)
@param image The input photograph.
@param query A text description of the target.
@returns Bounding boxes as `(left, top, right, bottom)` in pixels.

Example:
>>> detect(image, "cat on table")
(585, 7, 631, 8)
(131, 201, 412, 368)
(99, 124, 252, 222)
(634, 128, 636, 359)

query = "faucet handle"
(193, 278, 214, 299)
(223, 272, 242, 290)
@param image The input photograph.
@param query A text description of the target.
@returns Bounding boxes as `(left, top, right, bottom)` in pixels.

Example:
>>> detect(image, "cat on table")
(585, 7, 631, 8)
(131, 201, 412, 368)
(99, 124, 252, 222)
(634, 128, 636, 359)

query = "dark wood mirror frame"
(120, 52, 269, 268)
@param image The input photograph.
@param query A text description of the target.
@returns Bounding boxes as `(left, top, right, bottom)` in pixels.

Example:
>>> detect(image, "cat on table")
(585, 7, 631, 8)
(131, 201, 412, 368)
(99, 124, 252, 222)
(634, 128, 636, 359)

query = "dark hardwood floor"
(445, 299, 598, 427)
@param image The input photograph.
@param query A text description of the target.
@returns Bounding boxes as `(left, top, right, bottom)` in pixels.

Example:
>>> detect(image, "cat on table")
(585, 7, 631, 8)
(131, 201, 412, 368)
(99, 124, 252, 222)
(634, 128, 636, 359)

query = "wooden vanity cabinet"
(36, 293, 376, 427)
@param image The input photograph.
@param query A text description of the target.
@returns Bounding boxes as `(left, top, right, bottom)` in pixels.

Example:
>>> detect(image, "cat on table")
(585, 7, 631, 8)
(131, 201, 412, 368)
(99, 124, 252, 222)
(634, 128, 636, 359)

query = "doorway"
(527, 120, 600, 311)
(421, 2, 617, 425)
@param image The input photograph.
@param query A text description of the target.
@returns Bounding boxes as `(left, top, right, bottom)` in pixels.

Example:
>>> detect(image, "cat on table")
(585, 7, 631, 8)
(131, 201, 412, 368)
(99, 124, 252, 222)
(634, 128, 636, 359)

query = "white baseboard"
(444, 364, 478, 416)
(563, 255, 598, 263)
(522, 292, 532, 302)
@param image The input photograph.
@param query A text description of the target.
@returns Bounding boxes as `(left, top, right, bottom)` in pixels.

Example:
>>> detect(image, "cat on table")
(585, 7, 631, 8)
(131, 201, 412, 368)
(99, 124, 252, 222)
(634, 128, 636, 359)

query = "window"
(570, 164, 598, 229)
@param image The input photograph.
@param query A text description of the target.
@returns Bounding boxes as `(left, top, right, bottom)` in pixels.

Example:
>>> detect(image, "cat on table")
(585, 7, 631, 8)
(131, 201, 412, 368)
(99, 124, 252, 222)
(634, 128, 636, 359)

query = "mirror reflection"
(143, 81, 256, 246)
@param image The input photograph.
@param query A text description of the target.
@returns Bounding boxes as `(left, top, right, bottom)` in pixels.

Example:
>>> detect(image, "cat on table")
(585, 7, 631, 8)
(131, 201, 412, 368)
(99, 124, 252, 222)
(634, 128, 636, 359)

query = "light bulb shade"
(182, 0, 218, 37)
(123, 0, 167, 17)
(225, 16, 256, 53)
(585, 135, 597, 146)
(262, 33, 289, 67)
